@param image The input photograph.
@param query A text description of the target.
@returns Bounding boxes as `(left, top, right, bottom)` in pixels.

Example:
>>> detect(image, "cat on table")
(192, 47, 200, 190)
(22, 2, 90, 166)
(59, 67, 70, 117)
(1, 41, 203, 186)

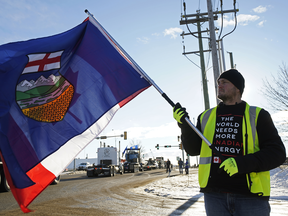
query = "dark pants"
(185, 167, 189, 174)
(204, 192, 270, 216)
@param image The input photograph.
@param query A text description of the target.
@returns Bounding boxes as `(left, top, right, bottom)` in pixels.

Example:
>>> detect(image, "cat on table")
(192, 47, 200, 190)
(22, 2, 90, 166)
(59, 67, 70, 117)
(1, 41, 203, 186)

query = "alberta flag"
(0, 16, 150, 212)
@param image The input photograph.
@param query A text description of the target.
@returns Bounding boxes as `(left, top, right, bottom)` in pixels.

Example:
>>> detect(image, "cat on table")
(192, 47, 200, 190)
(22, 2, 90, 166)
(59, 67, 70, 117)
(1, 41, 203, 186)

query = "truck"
(0, 157, 60, 192)
(143, 158, 157, 171)
(155, 157, 165, 169)
(87, 146, 123, 177)
(123, 147, 141, 173)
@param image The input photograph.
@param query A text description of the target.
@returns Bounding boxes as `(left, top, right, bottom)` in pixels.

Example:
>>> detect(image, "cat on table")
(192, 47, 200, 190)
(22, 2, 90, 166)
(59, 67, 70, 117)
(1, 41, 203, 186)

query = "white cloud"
(237, 14, 260, 26)
(163, 27, 182, 39)
(216, 15, 235, 27)
(137, 37, 150, 44)
(253, 6, 267, 13)
(152, 33, 160, 37)
(258, 20, 266, 27)
(216, 14, 260, 27)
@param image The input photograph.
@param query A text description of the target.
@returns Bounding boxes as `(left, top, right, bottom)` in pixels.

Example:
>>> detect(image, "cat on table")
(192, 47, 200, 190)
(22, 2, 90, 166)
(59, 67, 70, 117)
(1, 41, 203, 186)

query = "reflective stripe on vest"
(198, 104, 270, 196)
(199, 157, 212, 165)
(244, 105, 270, 196)
(249, 106, 257, 151)
(198, 108, 216, 187)
(199, 108, 214, 166)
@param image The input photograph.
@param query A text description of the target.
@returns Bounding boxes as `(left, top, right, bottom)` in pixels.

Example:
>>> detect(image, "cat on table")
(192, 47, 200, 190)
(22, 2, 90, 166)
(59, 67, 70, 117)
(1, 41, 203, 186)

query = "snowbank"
(132, 167, 288, 215)
(133, 166, 288, 201)
(270, 166, 288, 200)
(133, 168, 202, 200)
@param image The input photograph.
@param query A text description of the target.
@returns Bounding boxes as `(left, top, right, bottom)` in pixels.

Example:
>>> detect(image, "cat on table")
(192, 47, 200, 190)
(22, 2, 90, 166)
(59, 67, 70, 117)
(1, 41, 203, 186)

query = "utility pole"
(196, 15, 210, 110)
(119, 141, 121, 165)
(217, 40, 226, 73)
(227, 51, 235, 69)
(207, 0, 220, 104)
(181, 1, 238, 105)
(180, 12, 213, 110)
(220, 40, 226, 72)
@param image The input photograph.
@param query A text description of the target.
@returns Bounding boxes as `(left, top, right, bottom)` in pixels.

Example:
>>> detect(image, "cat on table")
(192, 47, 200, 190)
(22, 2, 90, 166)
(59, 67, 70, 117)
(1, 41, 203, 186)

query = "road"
(0, 168, 204, 215)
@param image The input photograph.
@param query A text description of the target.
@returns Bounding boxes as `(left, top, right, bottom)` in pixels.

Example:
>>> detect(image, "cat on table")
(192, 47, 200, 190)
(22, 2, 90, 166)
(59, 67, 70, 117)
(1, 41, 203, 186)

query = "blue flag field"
(0, 16, 150, 212)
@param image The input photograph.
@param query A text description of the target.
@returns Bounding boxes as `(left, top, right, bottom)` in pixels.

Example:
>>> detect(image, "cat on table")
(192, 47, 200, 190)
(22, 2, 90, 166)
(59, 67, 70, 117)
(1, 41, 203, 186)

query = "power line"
(182, 1, 210, 40)
(184, 54, 201, 69)
(218, 0, 238, 41)
(221, 6, 238, 40)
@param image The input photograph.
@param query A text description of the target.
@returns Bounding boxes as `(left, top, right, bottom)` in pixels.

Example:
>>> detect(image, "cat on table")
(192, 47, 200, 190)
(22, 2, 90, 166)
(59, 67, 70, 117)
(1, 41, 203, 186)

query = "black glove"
(173, 102, 189, 124)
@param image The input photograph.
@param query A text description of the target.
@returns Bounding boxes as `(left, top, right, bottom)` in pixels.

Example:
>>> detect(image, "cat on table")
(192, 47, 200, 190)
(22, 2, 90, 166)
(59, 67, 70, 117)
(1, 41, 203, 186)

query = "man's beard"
(217, 88, 238, 102)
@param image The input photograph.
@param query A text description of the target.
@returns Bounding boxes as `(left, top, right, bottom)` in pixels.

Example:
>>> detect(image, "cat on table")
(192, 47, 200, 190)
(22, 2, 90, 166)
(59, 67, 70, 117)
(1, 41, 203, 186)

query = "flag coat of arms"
(0, 16, 150, 212)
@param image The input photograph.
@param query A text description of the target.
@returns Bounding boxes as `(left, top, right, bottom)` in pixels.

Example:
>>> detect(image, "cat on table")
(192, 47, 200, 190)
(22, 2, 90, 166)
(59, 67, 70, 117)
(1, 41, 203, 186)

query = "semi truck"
(156, 157, 165, 169)
(123, 146, 141, 173)
(143, 158, 157, 170)
(87, 146, 123, 177)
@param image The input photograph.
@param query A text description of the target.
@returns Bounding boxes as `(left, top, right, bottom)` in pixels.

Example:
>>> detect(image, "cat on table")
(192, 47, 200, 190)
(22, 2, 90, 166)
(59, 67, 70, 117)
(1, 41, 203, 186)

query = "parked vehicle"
(78, 162, 91, 170)
(50, 175, 61, 185)
(87, 163, 122, 177)
(122, 146, 141, 173)
(87, 146, 123, 177)
(123, 161, 139, 173)
(156, 157, 165, 169)
(143, 158, 157, 171)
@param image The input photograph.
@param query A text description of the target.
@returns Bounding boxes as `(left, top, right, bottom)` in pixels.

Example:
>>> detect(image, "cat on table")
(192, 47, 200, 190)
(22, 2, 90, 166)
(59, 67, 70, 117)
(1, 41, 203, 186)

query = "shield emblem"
(16, 51, 74, 122)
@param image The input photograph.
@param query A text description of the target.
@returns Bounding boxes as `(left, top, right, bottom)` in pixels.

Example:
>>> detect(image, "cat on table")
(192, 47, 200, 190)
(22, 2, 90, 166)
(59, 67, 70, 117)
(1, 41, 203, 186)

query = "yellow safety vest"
(198, 103, 270, 196)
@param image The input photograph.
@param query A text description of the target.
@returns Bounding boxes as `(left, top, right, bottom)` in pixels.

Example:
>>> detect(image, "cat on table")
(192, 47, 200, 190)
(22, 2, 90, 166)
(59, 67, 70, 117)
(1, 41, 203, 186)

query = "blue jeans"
(204, 192, 270, 216)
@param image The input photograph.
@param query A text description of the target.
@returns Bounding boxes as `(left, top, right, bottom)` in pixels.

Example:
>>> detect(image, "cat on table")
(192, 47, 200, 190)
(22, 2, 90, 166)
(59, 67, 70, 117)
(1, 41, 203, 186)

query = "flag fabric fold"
(0, 16, 150, 212)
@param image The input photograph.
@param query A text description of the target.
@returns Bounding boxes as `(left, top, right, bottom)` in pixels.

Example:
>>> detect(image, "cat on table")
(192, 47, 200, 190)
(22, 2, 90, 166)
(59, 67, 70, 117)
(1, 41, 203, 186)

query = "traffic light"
(156, 144, 159, 150)
(164, 145, 171, 148)
(179, 143, 182, 149)
(124, 131, 127, 140)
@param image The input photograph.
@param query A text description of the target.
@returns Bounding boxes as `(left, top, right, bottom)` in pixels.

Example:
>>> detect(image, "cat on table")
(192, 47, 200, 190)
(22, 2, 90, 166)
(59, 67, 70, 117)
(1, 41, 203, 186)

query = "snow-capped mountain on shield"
(16, 74, 74, 122)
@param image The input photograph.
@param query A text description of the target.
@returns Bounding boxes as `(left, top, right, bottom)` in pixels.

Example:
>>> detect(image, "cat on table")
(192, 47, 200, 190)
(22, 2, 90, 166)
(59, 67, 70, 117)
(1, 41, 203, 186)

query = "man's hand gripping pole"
(159, 92, 224, 160)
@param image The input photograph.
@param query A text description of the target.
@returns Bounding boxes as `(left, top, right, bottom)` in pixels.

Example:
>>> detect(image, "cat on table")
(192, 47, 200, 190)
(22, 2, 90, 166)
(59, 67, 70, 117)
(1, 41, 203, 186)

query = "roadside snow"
(134, 166, 288, 200)
(270, 166, 288, 200)
(133, 169, 202, 200)
(133, 166, 288, 215)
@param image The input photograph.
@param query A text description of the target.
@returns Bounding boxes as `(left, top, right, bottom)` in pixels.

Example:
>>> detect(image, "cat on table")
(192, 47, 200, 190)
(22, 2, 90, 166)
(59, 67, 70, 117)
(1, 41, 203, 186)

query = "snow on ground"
(270, 166, 288, 200)
(133, 166, 288, 215)
(133, 168, 202, 200)
(134, 166, 288, 200)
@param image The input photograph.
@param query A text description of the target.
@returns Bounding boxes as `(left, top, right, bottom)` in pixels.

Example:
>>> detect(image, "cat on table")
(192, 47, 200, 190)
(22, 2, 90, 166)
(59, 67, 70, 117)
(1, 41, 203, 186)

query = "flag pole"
(84, 9, 223, 160)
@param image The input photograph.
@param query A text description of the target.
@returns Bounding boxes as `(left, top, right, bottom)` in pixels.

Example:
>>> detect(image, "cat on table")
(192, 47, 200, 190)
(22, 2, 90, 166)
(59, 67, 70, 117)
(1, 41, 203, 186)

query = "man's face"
(217, 78, 239, 102)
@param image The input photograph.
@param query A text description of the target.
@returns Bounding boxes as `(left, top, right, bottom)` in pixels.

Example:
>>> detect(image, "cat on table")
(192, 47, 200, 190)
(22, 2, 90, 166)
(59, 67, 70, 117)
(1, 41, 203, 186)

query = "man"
(185, 159, 189, 174)
(173, 69, 286, 216)
(178, 158, 184, 174)
(166, 159, 171, 177)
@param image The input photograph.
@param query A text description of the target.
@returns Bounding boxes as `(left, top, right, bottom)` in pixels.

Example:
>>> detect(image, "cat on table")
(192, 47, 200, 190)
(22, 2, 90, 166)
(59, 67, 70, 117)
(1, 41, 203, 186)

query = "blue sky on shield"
(0, 0, 287, 164)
